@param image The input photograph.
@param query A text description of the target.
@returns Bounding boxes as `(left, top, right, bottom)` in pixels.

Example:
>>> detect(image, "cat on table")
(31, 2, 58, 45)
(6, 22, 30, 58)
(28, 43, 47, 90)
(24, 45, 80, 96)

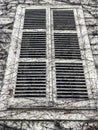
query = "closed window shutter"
(53, 10, 88, 99)
(15, 62, 46, 97)
(56, 63, 88, 99)
(15, 9, 47, 98)
(20, 32, 46, 58)
(53, 10, 76, 30)
(24, 9, 46, 29)
(54, 33, 81, 59)
(3, 6, 97, 109)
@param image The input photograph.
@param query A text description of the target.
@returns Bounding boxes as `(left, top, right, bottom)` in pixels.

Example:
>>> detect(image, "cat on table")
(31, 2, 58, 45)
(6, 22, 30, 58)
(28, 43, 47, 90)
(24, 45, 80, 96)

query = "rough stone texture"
(0, 120, 98, 130)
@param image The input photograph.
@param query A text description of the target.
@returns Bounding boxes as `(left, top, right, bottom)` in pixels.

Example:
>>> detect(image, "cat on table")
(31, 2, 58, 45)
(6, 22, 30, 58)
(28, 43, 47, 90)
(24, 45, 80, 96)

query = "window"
(1, 5, 98, 109)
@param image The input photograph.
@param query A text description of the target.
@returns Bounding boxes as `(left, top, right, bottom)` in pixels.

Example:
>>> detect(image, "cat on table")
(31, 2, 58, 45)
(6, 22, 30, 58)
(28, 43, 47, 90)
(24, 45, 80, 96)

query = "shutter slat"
(16, 84, 46, 86)
(15, 90, 46, 93)
(17, 77, 45, 79)
(56, 75, 85, 78)
(16, 87, 46, 89)
(57, 86, 87, 88)
(57, 91, 88, 94)
(14, 94, 46, 98)
(56, 63, 88, 99)
(57, 83, 86, 85)
(57, 88, 87, 91)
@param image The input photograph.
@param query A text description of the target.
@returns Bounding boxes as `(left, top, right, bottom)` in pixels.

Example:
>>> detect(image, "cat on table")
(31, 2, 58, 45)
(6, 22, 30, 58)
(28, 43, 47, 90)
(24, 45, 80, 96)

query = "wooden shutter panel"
(15, 9, 47, 99)
(56, 63, 88, 99)
(20, 32, 46, 58)
(53, 10, 88, 99)
(24, 9, 46, 29)
(54, 33, 81, 59)
(15, 62, 46, 98)
(53, 10, 76, 30)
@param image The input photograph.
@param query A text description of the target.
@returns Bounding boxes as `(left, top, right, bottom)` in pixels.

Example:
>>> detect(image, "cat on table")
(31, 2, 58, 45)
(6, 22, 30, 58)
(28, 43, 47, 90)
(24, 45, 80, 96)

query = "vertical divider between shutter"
(51, 8, 57, 106)
(46, 7, 52, 104)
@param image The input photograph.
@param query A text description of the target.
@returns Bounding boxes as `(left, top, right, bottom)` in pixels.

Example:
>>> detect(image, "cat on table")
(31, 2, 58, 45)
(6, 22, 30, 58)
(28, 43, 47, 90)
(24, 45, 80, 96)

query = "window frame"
(1, 5, 98, 109)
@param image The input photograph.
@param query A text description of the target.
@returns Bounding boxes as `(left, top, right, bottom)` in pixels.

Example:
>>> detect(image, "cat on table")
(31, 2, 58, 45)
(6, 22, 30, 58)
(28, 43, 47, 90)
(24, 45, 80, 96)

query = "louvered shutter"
(53, 10, 76, 30)
(15, 62, 46, 98)
(14, 9, 47, 99)
(53, 10, 88, 100)
(24, 9, 46, 29)
(54, 33, 81, 59)
(20, 32, 46, 58)
(2, 6, 97, 109)
(56, 63, 88, 99)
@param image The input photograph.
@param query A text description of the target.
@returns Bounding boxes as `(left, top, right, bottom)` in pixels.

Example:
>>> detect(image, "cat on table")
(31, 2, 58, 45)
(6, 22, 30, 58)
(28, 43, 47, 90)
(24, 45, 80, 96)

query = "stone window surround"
(0, 5, 98, 110)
